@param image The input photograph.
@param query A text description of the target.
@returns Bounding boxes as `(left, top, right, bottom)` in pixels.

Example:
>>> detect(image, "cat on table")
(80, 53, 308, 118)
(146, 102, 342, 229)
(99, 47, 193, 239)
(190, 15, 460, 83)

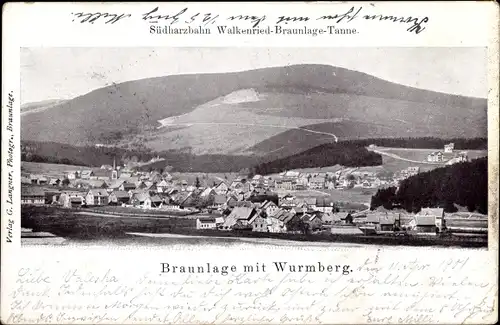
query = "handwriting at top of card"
(70, 5, 429, 35)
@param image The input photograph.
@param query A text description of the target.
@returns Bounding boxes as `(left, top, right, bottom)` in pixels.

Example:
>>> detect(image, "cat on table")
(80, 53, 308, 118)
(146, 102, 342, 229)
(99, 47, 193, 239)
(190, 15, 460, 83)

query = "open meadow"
(376, 148, 488, 172)
(21, 161, 87, 177)
(274, 187, 375, 206)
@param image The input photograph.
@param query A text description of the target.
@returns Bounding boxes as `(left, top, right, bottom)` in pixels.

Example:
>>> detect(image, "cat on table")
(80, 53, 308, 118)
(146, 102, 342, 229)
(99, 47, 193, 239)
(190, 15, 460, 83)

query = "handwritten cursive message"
(70, 5, 429, 35)
(4, 251, 496, 324)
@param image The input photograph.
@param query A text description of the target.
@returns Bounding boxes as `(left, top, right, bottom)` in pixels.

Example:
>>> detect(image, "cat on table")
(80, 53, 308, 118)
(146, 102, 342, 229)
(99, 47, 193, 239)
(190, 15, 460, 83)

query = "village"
(20, 143, 487, 242)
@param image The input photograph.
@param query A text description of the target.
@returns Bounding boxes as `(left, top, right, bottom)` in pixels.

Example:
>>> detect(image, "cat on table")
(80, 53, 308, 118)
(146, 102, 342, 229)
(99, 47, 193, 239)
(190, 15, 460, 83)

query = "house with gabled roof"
(300, 197, 317, 208)
(407, 215, 437, 234)
(144, 194, 163, 209)
(208, 194, 228, 210)
(108, 179, 125, 190)
(119, 182, 136, 192)
(36, 175, 49, 185)
(301, 214, 322, 231)
(196, 217, 218, 230)
(419, 208, 444, 218)
(309, 175, 326, 189)
(427, 151, 444, 162)
(85, 189, 109, 206)
(322, 212, 342, 225)
(200, 187, 216, 198)
(279, 194, 298, 208)
(80, 170, 93, 179)
(88, 179, 108, 189)
(149, 171, 162, 183)
(143, 181, 157, 192)
(65, 171, 79, 180)
(21, 175, 32, 185)
(156, 180, 171, 193)
(268, 209, 296, 233)
(251, 214, 271, 232)
(261, 200, 279, 217)
(221, 206, 258, 230)
(274, 177, 296, 191)
(90, 169, 112, 180)
(135, 181, 147, 190)
(316, 197, 335, 213)
(131, 192, 150, 208)
(49, 178, 61, 186)
(162, 172, 173, 181)
(417, 207, 444, 231)
(59, 190, 86, 208)
(213, 181, 229, 194)
(109, 191, 130, 205)
(21, 187, 46, 205)
(173, 191, 196, 208)
(335, 212, 353, 224)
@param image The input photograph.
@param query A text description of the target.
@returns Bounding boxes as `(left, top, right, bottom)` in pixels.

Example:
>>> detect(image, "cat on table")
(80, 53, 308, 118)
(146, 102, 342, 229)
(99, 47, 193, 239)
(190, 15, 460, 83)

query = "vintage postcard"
(1, 2, 499, 324)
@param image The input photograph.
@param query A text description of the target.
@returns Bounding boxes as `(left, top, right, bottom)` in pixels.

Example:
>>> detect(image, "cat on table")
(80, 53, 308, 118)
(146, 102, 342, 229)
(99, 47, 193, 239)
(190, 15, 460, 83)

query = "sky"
(20, 47, 487, 105)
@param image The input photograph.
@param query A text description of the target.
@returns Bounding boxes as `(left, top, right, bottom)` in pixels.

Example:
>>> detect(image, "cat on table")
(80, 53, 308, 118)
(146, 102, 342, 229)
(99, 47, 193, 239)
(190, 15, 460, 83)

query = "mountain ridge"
(21, 64, 487, 154)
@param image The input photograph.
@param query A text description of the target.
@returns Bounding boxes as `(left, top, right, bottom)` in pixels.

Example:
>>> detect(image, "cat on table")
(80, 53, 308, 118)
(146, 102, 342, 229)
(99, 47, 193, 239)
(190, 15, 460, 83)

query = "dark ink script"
(69, 5, 429, 34)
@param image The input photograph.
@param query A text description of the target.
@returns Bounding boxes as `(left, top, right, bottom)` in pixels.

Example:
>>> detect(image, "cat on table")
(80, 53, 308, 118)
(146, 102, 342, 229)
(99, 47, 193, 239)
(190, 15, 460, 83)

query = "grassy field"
(377, 148, 488, 170)
(322, 188, 376, 205)
(376, 149, 487, 173)
(379, 156, 443, 173)
(88, 205, 199, 217)
(21, 206, 196, 240)
(21, 206, 487, 247)
(275, 187, 374, 206)
(170, 172, 239, 186)
(22, 161, 88, 177)
(385, 148, 486, 160)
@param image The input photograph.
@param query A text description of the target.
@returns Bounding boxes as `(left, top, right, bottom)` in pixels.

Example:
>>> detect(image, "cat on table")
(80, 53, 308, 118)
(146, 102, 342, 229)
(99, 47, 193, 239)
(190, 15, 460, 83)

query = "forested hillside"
(370, 157, 488, 214)
(21, 141, 260, 172)
(254, 143, 383, 175)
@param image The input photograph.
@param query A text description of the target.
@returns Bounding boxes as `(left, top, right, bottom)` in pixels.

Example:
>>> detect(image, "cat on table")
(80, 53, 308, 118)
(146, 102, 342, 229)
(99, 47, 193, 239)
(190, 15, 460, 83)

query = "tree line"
(21, 140, 260, 172)
(253, 143, 383, 175)
(21, 137, 487, 174)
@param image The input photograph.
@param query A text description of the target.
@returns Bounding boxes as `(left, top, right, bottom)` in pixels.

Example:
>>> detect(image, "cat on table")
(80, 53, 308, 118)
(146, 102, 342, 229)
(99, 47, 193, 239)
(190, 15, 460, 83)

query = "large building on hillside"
(427, 151, 444, 162)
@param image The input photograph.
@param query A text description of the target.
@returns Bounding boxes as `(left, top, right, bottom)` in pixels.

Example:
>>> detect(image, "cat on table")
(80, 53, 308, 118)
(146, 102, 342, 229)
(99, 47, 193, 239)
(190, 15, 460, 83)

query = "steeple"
(111, 157, 118, 180)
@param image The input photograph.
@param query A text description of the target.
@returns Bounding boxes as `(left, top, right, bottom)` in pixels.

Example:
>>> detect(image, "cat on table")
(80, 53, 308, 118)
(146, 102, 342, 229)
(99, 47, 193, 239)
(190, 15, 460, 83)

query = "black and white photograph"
(20, 47, 489, 248)
(3, 2, 499, 325)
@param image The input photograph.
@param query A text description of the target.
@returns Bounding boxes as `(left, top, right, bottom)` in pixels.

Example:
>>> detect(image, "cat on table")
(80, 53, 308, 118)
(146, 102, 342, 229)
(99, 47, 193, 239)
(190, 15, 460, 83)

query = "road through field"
(160, 121, 339, 142)
(369, 148, 445, 165)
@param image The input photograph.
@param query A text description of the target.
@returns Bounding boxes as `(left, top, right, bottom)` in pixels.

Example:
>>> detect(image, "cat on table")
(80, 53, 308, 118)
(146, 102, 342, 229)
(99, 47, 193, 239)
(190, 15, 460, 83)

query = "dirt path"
(369, 148, 445, 165)
(160, 121, 339, 142)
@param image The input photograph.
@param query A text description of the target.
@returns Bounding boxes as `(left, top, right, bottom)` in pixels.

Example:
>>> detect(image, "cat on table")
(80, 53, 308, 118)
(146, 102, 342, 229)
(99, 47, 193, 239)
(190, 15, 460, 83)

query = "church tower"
(111, 157, 118, 180)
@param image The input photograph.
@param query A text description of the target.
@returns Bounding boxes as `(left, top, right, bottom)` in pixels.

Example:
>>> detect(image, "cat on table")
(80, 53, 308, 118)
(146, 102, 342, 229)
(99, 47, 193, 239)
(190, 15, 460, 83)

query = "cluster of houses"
(21, 161, 399, 212)
(195, 196, 355, 233)
(427, 143, 469, 164)
(273, 168, 395, 191)
(393, 166, 420, 183)
(21, 160, 368, 234)
(21, 160, 472, 237)
(357, 207, 446, 235)
(22, 152, 466, 236)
